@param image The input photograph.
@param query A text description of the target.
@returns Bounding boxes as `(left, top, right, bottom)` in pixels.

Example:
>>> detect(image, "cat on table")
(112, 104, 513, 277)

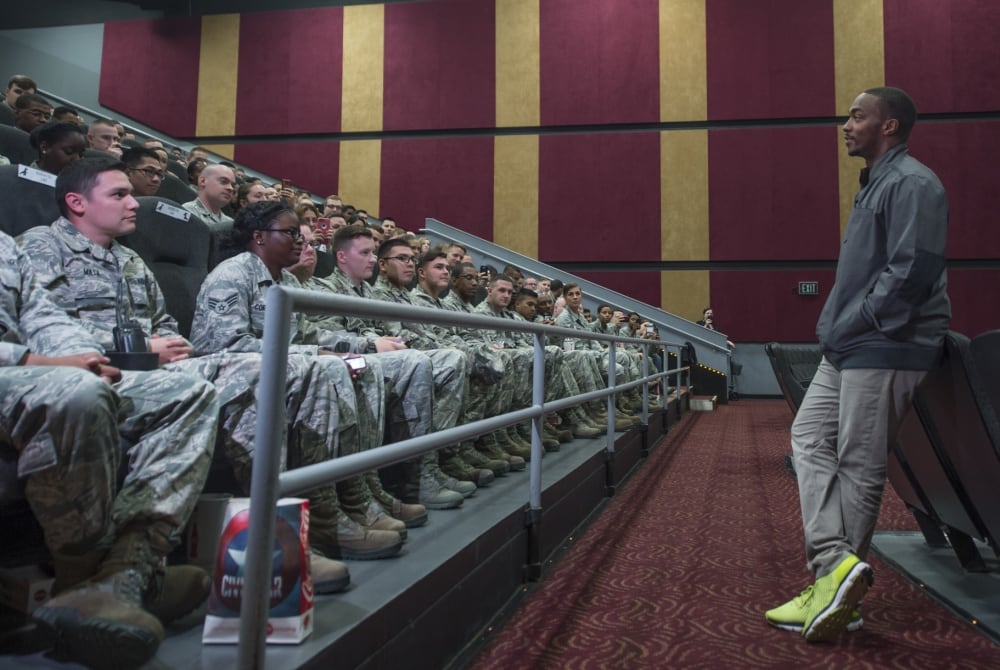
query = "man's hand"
(149, 335, 194, 364)
(374, 336, 407, 353)
(24, 352, 122, 384)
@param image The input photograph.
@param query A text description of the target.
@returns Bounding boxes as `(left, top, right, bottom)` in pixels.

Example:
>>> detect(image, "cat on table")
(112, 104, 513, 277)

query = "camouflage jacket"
(0, 231, 103, 366)
(18, 217, 183, 351)
(191, 252, 357, 355)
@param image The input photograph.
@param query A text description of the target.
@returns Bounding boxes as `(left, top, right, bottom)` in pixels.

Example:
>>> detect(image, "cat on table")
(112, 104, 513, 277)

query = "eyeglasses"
(307, 241, 323, 249)
(129, 166, 164, 180)
(266, 228, 304, 241)
(383, 255, 415, 264)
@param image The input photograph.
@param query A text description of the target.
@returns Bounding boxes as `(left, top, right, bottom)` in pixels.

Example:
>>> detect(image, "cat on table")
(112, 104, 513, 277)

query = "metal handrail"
(237, 287, 689, 668)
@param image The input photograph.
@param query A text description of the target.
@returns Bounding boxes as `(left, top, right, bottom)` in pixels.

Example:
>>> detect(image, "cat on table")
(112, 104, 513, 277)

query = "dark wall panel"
(539, 0, 659, 126)
(706, 0, 834, 120)
(100, 18, 201, 137)
(884, 0, 1000, 114)
(538, 132, 660, 263)
(576, 271, 661, 310)
(945, 269, 1000, 339)
(708, 126, 840, 261)
(380, 137, 494, 239)
(383, 0, 495, 131)
(235, 8, 343, 136)
(710, 269, 837, 342)
(233, 141, 339, 197)
(906, 120, 1000, 260)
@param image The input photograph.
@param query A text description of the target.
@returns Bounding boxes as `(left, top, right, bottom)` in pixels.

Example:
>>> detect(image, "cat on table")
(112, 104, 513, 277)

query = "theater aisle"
(467, 400, 1000, 669)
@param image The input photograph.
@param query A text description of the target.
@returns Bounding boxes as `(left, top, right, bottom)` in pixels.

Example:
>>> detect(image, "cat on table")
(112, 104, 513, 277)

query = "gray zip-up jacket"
(817, 143, 950, 370)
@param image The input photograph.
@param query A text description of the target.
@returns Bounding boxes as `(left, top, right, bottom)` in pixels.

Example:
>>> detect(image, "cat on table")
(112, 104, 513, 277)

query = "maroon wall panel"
(710, 269, 837, 342)
(708, 126, 840, 261)
(884, 0, 1000, 114)
(706, 0, 834, 120)
(947, 269, 1000, 338)
(100, 19, 201, 137)
(383, 0, 495, 131)
(233, 141, 339, 197)
(576, 271, 661, 309)
(379, 137, 494, 239)
(538, 132, 660, 263)
(904, 121, 1000, 260)
(539, 0, 660, 126)
(235, 8, 343, 136)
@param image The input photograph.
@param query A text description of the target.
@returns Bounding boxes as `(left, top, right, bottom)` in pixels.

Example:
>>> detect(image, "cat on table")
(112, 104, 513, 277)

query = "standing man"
(767, 87, 950, 642)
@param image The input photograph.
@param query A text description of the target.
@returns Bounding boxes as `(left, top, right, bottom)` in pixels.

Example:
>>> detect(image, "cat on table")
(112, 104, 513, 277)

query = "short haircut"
(377, 237, 410, 259)
(90, 117, 117, 129)
(29, 121, 84, 150)
(417, 250, 447, 269)
(52, 105, 79, 119)
(14, 92, 50, 110)
(597, 303, 613, 313)
(295, 202, 319, 218)
(55, 156, 126, 218)
(550, 279, 564, 293)
(447, 242, 467, 254)
(502, 264, 522, 277)
(120, 146, 161, 168)
(187, 145, 209, 158)
(864, 86, 917, 142)
(332, 223, 372, 254)
(563, 282, 581, 295)
(382, 216, 396, 224)
(703, 306, 711, 315)
(516, 288, 538, 302)
(490, 274, 515, 288)
(452, 262, 476, 279)
(7, 75, 36, 91)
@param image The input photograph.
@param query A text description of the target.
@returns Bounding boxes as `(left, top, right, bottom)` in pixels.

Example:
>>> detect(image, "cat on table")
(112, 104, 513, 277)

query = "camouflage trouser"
(502, 345, 568, 409)
(459, 346, 509, 423)
(370, 349, 434, 442)
(563, 349, 603, 396)
(2, 367, 120, 558)
(111, 369, 218, 552)
(423, 348, 468, 432)
(167, 352, 361, 488)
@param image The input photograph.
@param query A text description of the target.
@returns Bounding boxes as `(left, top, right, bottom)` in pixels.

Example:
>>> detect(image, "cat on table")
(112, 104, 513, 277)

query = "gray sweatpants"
(791, 357, 926, 577)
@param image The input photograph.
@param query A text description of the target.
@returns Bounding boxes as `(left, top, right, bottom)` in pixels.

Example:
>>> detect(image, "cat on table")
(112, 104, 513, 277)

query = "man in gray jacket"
(766, 87, 950, 642)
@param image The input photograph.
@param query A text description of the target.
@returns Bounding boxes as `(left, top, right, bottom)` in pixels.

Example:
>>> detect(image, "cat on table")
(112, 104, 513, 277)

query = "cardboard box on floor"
(0, 565, 54, 614)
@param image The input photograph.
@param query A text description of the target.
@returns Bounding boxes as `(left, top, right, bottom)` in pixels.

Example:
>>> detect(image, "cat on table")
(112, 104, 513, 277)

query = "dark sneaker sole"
(803, 564, 873, 642)
(769, 616, 863, 633)
(34, 606, 160, 670)
(420, 497, 464, 510)
(327, 541, 404, 561)
(399, 512, 429, 528)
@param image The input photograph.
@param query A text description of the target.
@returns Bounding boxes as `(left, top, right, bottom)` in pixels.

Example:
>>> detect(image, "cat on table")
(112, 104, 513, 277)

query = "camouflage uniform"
(556, 306, 638, 389)
(0, 231, 217, 561)
(18, 220, 362, 490)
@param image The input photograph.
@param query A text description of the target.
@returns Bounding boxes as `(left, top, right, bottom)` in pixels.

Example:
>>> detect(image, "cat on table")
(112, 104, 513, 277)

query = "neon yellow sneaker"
(765, 585, 863, 632)
(801, 554, 873, 642)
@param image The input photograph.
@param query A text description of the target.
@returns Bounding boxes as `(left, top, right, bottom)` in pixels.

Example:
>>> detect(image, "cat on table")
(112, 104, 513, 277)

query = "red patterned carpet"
(469, 400, 1000, 669)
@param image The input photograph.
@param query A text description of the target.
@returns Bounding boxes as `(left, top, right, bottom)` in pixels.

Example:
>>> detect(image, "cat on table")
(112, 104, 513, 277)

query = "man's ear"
(63, 192, 86, 217)
(883, 117, 900, 137)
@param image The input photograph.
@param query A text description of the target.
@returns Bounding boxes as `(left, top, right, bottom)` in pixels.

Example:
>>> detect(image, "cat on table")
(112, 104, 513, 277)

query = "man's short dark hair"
(516, 288, 538, 302)
(864, 86, 917, 142)
(121, 146, 161, 168)
(332, 223, 372, 254)
(7, 75, 36, 91)
(29, 121, 84, 151)
(490, 273, 515, 288)
(550, 279, 564, 294)
(14, 92, 50, 111)
(452, 261, 476, 280)
(55, 156, 126, 218)
(417, 250, 447, 269)
(52, 105, 79, 120)
(377, 237, 410, 259)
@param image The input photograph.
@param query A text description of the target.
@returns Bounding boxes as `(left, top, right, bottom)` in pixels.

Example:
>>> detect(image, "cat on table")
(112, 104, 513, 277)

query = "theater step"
(690, 395, 717, 412)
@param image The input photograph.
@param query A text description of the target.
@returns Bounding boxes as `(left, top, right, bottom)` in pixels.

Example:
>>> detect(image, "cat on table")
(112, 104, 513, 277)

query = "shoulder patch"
(207, 294, 240, 315)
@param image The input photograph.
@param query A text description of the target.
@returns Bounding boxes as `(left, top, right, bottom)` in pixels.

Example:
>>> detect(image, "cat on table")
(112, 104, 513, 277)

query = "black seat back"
(118, 196, 211, 339)
(0, 125, 35, 165)
(765, 342, 822, 416)
(0, 164, 61, 237)
(157, 172, 197, 205)
(0, 103, 15, 127)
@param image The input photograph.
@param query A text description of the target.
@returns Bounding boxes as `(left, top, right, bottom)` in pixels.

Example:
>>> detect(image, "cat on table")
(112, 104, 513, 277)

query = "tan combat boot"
(364, 470, 428, 528)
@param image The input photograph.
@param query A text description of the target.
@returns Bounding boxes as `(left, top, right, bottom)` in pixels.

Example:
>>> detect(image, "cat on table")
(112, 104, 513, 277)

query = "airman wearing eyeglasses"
(122, 147, 165, 197)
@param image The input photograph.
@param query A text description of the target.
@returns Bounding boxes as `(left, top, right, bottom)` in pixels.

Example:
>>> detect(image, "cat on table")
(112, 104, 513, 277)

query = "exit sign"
(798, 281, 820, 296)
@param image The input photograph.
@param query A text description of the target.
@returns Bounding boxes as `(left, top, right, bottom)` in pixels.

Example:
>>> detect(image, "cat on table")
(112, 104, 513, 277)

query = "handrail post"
(237, 286, 293, 670)
(525, 332, 546, 580)
(605, 346, 617, 456)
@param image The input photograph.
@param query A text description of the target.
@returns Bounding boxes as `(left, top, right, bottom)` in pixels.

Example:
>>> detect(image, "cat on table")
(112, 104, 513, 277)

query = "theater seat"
(903, 331, 1000, 566)
(765, 342, 822, 416)
(0, 103, 15, 127)
(118, 196, 211, 339)
(0, 164, 61, 237)
(0, 125, 35, 165)
(157, 172, 197, 204)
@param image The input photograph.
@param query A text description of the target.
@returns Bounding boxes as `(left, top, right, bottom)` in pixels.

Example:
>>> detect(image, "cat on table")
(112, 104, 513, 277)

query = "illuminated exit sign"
(798, 281, 820, 296)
